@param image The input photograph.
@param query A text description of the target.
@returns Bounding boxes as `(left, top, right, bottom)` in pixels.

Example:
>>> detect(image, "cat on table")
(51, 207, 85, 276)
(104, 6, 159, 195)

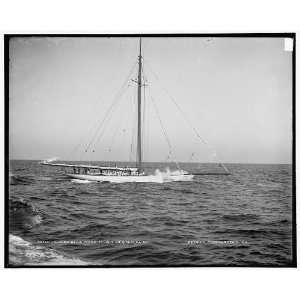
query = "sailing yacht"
(41, 37, 229, 182)
(41, 38, 195, 183)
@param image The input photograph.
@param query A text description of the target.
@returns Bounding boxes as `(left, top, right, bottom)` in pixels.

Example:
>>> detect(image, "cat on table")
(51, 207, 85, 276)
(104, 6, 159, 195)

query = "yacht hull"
(67, 173, 194, 183)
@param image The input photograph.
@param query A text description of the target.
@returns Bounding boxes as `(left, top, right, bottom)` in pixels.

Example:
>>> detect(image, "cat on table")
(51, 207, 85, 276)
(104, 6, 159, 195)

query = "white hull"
(67, 173, 194, 183)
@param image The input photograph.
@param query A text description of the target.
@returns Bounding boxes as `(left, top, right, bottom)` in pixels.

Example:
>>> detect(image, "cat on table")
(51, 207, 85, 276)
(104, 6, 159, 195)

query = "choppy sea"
(8, 160, 294, 266)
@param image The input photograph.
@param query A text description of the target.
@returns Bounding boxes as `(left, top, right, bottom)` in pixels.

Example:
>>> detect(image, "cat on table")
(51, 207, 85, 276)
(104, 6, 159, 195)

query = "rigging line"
(84, 60, 138, 152)
(87, 87, 126, 153)
(143, 65, 151, 164)
(70, 76, 131, 157)
(71, 60, 138, 157)
(146, 89, 150, 165)
(141, 59, 148, 84)
(110, 87, 135, 161)
(130, 87, 136, 162)
(85, 82, 132, 152)
(91, 84, 131, 152)
(148, 90, 181, 170)
(143, 59, 208, 143)
(143, 58, 229, 172)
(142, 74, 147, 161)
(86, 64, 137, 151)
(142, 62, 153, 164)
(105, 96, 129, 157)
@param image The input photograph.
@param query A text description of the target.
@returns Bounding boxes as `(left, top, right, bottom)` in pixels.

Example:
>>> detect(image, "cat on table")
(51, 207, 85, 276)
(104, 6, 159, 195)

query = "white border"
(1, 0, 299, 300)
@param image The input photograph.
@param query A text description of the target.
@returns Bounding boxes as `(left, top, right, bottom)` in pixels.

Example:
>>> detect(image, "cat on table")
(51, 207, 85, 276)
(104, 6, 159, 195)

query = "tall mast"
(136, 37, 142, 172)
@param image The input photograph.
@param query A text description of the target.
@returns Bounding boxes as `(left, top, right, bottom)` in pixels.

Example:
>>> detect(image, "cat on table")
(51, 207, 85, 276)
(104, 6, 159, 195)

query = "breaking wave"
(71, 179, 93, 184)
(151, 168, 194, 183)
(42, 157, 58, 163)
(9, 234, 89, 266)
(9, 198, 43, 230)
(9, 173, 34, 185)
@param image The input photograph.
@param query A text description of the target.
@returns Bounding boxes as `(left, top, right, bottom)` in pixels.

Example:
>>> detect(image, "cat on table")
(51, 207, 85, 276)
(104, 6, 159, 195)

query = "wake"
(42, 157, 58, 164)
(9, 234, 88, 266)
(153, 168, 194, 183)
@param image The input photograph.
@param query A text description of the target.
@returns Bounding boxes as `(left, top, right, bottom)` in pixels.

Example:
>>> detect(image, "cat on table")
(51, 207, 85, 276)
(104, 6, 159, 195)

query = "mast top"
(139, 37, 142, 57)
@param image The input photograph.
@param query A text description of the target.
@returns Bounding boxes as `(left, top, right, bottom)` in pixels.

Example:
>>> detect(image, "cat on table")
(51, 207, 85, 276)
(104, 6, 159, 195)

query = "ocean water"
(8, 160, 294, 266)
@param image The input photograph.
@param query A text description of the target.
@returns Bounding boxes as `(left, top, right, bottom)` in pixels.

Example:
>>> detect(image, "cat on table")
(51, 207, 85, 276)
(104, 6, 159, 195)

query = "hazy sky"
(9, 37, 293, 164)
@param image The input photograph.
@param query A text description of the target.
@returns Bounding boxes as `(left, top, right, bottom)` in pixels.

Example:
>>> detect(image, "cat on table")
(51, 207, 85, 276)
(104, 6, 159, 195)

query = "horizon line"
(8, 158, 292, 165)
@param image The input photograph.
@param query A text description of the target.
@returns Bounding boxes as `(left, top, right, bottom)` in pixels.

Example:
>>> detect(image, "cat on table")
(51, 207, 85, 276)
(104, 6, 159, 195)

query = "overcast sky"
(9, 37, 293, 164)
